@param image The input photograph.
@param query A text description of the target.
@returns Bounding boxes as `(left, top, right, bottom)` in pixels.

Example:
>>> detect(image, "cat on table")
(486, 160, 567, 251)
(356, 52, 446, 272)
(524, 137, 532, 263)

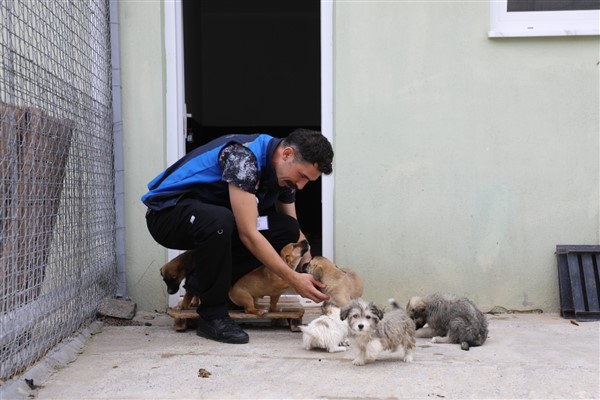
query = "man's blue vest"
(141, 134, 287, 212)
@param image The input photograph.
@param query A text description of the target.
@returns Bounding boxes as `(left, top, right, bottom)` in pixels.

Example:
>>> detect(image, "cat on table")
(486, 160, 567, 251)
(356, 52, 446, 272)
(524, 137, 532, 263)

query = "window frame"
(488, 0, 600, 38)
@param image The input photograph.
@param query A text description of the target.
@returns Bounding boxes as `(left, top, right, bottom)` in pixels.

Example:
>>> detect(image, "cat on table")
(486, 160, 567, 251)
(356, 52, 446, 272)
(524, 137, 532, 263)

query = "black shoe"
(196, 315, 249, 344)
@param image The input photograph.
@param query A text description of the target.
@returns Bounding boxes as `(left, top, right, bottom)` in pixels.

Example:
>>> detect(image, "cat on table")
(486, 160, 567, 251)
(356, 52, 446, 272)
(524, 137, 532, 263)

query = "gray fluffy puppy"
(404, 293, 488, 351)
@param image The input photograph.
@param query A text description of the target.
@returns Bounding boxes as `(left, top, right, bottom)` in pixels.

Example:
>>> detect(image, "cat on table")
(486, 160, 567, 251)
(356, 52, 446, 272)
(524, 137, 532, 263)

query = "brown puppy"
(159, 249, 199, 310)
(301, 256, 364, 308)
(160, 250, 201, 331)
(228, 240, 309, 316)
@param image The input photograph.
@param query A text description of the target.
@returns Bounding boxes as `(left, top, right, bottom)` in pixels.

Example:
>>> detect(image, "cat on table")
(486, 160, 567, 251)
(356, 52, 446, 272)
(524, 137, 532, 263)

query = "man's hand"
(290, 272, 329, 304)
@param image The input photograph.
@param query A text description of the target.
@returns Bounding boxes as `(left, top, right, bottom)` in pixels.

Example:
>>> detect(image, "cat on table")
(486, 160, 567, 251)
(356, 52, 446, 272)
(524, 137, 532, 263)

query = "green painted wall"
(119, 1, 168, 311)
(119, 1, 599, 313)
(333, 1, 599, 311)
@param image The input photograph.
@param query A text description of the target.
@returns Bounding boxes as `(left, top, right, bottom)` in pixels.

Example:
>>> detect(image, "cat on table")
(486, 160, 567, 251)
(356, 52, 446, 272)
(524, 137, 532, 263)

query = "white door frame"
(164, 1, 186, 169)
(319, 1, 334, 260)
(164, 0, 187, 307)
(163, 1, 334, 305)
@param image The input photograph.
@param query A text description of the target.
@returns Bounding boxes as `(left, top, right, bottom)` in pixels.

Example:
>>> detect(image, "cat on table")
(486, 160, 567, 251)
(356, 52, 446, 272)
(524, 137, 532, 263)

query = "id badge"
(257, 216, 269, 231)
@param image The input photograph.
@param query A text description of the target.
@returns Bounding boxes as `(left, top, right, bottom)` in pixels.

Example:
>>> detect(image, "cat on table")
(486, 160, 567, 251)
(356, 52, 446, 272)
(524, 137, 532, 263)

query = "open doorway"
(181, 0, 324, 255)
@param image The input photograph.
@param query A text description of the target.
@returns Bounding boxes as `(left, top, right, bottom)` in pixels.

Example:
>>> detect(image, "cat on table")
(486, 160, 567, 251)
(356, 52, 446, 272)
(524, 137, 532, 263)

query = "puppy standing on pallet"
(142, 130, 333, 344)
(159, 250, 199, 331)
(301, 255, 364, 308)
(160, 250, 197, 309)
(405, 293, 488, 351)
(229, 240, 309, 316)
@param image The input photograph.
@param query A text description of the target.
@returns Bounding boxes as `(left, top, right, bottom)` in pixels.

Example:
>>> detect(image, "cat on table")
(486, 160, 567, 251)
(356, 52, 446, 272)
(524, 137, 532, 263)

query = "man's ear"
(282, 146, 295, 161)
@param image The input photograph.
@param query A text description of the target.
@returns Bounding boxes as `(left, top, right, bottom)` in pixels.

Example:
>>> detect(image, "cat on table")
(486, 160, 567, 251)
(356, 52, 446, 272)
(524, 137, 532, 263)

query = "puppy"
(228, 240, 309, 316)
(406, 293, 488, 351)
(300, 256, 364, 308)
(341, 299, 416, 366)
(159, 250, 200, 332)
(300, 306, 349, 353)
(159, 250, 199, 310)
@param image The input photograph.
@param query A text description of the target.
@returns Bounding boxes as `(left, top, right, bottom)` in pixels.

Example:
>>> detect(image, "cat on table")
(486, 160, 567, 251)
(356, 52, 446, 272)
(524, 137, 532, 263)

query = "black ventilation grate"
(556, 245, 600, 321)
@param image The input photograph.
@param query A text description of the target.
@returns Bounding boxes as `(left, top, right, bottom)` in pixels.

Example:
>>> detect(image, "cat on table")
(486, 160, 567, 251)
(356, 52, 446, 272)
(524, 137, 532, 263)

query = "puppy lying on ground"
(300, 306, 349, 353)
(405, 293, 488, 351)
(341, 299, 416, 366)
(300, 256, 364, 308)
(159, 250, 199, 331)
(228, 240, 309, 316)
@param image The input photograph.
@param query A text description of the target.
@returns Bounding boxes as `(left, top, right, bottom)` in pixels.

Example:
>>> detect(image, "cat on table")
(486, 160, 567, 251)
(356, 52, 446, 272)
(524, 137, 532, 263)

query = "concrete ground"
(3, 310, 599, 400)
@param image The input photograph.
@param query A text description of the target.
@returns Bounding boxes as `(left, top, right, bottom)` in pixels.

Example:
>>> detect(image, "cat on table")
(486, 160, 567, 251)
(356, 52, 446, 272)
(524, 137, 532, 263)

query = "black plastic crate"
(556, 245, 600, 321)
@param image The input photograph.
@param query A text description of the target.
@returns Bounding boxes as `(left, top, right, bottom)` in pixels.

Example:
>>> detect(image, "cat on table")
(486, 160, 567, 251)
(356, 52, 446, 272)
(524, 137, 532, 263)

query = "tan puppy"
(160, 250, 199, 310)
(229, 240, 309, 316)
(300, 256, 364, 308)
(160, 250, 199, 331)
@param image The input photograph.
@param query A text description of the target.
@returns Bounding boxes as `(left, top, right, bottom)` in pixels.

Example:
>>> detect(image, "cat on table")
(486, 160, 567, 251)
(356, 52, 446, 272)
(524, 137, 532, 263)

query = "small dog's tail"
(299, 325, 314, 336)
(388, 298, 402, 309)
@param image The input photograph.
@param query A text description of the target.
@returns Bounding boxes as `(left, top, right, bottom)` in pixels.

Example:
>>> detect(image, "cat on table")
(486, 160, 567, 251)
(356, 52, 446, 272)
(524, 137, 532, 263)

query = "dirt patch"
(100, 317, 149, 327)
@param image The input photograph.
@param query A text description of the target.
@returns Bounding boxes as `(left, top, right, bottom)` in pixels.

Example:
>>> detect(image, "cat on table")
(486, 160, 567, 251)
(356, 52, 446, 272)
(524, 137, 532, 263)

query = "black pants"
(146, 198, 300, 319)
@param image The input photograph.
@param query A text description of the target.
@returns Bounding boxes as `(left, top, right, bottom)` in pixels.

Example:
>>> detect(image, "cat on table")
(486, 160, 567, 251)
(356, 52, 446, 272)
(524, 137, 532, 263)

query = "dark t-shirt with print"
(218, 143, 295, 206)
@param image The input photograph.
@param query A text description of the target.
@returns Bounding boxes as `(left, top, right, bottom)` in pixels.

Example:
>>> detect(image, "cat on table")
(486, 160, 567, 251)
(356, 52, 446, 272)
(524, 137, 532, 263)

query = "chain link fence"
(0, 0, 117, 381)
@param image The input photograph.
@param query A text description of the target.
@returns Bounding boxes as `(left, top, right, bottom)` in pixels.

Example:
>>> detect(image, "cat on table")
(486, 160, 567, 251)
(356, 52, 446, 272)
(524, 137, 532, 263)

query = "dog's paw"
(327, 346, 348, 353)
(432, 336, 450, 344)
(403, 354, 413, 363)
(340, 339, 351, 347)
(245, 308, 266, 317)
(352, 358, 366, 366)
(173, 318, 187, 332)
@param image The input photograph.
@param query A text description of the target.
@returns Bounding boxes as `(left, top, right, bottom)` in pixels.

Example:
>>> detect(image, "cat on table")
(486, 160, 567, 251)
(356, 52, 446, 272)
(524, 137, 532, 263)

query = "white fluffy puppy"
(300, 306, 349, 353)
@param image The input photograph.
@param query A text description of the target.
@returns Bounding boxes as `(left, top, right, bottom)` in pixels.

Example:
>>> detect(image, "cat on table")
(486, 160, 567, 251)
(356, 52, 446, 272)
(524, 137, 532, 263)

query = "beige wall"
(120, 1, 599, 312)
(333, 1, 599, 311)
(119, 1, 168, 311)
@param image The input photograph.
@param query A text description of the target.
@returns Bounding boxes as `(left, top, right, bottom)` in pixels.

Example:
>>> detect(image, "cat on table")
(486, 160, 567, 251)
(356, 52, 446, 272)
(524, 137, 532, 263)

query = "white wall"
(333, 1, 599, 311)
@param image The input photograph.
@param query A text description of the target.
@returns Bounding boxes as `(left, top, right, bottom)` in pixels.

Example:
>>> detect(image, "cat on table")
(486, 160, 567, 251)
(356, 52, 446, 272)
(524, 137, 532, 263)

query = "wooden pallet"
(167, 297, 306, 332)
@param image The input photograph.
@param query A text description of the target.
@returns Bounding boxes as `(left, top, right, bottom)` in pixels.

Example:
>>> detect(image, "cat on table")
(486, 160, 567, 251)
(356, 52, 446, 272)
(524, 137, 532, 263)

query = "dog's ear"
(340, 305, 351, 321)
(313, 266, 322, 282)
(370, 303, 385, 320)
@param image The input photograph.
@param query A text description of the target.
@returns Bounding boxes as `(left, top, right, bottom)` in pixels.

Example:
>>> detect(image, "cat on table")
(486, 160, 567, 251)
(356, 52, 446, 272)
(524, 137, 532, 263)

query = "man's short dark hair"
(282, 129, 334, 175)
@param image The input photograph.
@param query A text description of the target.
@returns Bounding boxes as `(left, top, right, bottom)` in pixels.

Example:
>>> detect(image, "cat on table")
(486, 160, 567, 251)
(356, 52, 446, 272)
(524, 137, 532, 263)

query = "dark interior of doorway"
(182, 0, 323, 256)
